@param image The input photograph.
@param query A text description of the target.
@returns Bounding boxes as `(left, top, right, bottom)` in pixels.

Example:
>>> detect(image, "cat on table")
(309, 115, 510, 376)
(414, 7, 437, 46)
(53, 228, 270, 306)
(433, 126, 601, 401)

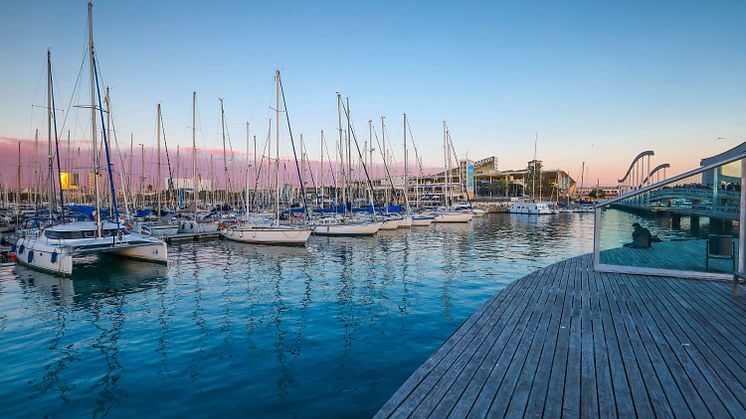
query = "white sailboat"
(133, 103, 178, 237)
(221, 70, 311, 245)
(310, 93, 382, 237)
(178, 91, 220, 234)
(15, 3, 167, 276)
(508, 133, 555, 215)
(433, 121, 472, 223)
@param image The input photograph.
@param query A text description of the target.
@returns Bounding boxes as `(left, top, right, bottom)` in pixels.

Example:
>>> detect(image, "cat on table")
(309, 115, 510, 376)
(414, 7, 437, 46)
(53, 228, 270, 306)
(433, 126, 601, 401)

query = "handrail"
(597, 151, 746, 208)
(618, 150, 655, 183)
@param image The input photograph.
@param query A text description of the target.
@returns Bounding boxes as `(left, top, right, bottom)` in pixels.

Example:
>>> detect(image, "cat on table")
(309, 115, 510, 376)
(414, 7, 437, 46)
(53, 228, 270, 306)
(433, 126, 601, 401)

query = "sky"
(1, 0, 746, 186)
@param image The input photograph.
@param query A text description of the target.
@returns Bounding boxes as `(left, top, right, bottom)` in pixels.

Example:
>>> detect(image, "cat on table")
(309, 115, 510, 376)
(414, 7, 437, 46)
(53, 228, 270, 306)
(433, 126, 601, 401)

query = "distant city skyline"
(1, 0, 745, 185)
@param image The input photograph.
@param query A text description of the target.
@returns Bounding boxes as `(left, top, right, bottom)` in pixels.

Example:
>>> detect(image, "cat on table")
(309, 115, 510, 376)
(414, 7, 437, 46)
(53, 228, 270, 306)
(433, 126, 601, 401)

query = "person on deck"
(624, 222, 652, 248)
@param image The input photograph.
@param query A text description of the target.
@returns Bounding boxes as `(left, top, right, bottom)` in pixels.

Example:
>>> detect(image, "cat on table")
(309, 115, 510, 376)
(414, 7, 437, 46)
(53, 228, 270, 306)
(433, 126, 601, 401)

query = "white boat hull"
(134, 223, 179, 238)
(398, 216, 412, 228)
(178, 220, 220, 234)
(221, 226, 312, 246)
(379, 219, 401, 230)
(411, 216, 434, 226)
(312, 221, 382, 237)
(433, 212, 473, 223)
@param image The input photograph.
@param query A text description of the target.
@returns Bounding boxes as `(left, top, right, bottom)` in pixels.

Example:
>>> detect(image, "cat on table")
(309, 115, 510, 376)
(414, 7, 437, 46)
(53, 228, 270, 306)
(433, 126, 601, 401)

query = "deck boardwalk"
(376, 254, 746, 418)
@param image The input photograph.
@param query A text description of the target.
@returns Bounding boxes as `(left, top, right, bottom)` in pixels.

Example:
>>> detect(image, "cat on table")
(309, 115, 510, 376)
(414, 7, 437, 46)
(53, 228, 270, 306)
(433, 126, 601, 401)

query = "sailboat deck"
(376, 253, 746, 418)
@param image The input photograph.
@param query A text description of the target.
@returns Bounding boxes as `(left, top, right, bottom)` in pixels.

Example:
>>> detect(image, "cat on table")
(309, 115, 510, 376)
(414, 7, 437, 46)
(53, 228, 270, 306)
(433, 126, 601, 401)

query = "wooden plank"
(377, 254, 746, 418)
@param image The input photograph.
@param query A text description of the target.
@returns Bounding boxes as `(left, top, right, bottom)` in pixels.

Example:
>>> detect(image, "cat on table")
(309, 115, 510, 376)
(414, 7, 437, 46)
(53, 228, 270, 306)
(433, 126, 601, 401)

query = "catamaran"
(14, 2, 167, 276)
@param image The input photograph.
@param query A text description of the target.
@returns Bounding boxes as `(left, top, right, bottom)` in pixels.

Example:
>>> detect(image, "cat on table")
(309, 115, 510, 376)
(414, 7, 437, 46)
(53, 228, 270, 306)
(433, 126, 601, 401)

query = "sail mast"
(245, 121, 250, 217)
(403, 113, 409, 214)
(192, 91, 197, 219)
(87, 1, 101, 236)
(275, 70, 280, 226)
(157, 104, 162, 221)
(220, 98, 228, 208)
(46, 49, 54, 221)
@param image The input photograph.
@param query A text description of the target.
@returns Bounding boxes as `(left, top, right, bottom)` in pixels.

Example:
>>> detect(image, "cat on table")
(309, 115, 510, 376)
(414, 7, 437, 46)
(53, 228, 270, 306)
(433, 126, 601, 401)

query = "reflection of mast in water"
(187, 243, 207, 389)
(26, 275, 75, 406)
(89, 295, 126, 417)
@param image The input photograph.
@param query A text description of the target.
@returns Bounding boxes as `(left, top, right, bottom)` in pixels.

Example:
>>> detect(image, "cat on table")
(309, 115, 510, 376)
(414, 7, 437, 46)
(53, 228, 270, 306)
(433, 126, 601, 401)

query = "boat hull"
(411, 216, 435, 226)
(221, 226, 312, 246)
(379, 219, 401, 230)
(433, 212, 473, 223)
(312, 222, 382, 237)
(178, 220, 219, 234)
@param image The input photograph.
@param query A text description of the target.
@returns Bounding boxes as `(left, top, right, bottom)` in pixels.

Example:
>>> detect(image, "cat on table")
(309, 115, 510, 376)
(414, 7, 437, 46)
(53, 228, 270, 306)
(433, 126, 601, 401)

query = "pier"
(376, 254, 746, 417)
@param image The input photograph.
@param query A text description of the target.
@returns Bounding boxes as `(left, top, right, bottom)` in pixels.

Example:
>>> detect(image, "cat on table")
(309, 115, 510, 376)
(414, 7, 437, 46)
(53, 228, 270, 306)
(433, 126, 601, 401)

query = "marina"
(2, 1, 745, 417)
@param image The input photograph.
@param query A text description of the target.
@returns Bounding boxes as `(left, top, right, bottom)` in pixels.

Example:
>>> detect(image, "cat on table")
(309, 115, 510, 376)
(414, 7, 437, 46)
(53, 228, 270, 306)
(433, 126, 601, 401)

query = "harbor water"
(0, 212, 663, 417)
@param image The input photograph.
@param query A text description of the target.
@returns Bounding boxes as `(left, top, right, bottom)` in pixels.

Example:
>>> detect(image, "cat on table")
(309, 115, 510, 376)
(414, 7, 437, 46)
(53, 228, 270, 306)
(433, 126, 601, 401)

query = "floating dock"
(376, 254, 746, 417)
(164, 232, 220, 243)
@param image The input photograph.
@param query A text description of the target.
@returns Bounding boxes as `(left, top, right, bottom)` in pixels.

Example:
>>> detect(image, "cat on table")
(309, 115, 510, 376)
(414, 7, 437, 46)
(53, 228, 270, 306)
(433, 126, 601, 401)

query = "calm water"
(0, 213, 604, 418)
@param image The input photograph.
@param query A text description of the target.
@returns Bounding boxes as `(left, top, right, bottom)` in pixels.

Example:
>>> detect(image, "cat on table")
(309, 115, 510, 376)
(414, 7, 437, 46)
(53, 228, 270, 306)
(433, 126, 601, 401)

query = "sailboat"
(178, 91, 220, 234)
(133, 104, 178, 237)
(508, 133, 554, 215)
(310, 94, 382, 237)
(14, 3, 167, 277)
(220, 70, 312, 245)
(433, 121, 472, 223)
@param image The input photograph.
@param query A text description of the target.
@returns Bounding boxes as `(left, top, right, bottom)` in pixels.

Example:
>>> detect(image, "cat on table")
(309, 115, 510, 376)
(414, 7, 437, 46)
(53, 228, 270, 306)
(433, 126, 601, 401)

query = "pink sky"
(0, 136, 442, 189)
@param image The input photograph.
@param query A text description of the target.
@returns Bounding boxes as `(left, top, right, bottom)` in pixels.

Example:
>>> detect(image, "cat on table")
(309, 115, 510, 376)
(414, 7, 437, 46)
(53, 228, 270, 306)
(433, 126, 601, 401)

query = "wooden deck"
(376, 254, 746, 418)
(600, 239, 737, 274)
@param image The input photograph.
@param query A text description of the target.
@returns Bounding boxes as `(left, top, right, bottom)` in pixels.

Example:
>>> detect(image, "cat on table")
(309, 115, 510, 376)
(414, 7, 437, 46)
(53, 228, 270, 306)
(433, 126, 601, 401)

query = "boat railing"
(593, 151, 746, 280)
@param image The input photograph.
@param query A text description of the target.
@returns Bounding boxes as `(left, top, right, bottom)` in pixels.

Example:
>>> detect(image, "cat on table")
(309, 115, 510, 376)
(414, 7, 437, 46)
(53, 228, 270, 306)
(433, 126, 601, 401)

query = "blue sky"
(1, 0, 745, 184)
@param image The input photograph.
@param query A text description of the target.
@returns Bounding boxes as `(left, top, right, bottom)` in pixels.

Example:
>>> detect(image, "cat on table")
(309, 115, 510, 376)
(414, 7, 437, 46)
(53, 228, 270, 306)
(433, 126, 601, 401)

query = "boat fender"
(127, 223, 132, 231)
(219, 222, 225, 230)
(11, 244, 16, 253)
(51, 251, 58, 264)
(27, 250, 33, 263)
(18, 244, 24, 255)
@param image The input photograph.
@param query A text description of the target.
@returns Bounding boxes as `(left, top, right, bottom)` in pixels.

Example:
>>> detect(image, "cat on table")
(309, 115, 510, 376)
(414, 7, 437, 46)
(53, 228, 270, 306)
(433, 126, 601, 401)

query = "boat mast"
(403, 113, 409, 215)
(532, 133, 538, 201)
(220, 98, 228, 208)
(381, 116, 387, 210)
(157, 103, 162, 221)
(192, 91, 197, 220)
(320, 129, 324, 209)
(442, 121, 448, 208)
(105, 87, 113, 211)
(46, 50, 54, 221)
(245, 121, 250, 217)
(336, 93, 345, 211)
(87, 1, 102, 236)
(275, 70, 280, 226)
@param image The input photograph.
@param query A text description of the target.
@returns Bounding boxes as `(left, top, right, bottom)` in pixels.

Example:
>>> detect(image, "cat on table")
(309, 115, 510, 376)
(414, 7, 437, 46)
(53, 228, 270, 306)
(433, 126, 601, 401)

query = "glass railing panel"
(596, 160, 740, 275)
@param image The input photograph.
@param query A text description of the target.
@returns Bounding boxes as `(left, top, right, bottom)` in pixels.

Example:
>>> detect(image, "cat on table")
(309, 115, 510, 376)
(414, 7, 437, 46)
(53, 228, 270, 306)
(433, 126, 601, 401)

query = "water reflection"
(0, 213, 598, 417)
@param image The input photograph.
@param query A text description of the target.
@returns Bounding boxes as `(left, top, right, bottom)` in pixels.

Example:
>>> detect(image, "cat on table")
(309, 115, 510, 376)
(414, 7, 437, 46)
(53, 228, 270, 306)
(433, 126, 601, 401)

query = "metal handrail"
(597, 152, 746, 208)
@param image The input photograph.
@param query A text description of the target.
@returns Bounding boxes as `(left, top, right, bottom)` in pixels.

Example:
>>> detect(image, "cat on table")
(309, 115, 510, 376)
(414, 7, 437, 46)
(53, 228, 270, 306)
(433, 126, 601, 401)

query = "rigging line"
(107, 94, 134, 215)
(93, 56, 120, 232)
(371, 124, 398, 204)
(406, 119, 425, 177)
(250, 123, 272, 208)
(446, 130, 473, 206)
(160, 109, 175, 193)
(322, 131, 338, 190)
(57, 47, 88, 139)
(49, 55, 65, 218)
(339, 99, 377, 211)
(278, 73, 309, 218)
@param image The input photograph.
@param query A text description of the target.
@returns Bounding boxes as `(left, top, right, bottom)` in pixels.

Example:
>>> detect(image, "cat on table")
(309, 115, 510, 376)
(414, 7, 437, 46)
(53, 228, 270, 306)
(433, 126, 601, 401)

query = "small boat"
(411, 213, 436, 226)
(399, 215, 413, 228)
(221, 223, 311, 246)
(507, 200, 554, 215)
(133, 221, 179, 238)
(14, 221, 167, 276)
(433, 211, 473, 223)
(310, 215, 382, 237)
(379, 214, 402, 230)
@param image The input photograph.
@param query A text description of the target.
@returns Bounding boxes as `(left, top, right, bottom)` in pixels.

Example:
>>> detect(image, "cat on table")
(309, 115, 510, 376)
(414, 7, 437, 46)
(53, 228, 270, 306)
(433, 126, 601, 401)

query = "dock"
(163, 232, 220, 243)
(376, 254, 746, 418)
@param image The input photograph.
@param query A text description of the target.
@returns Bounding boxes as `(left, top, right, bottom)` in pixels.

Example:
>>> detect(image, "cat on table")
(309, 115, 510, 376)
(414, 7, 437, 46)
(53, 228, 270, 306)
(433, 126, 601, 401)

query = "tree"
(589, 189, 606, 199)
